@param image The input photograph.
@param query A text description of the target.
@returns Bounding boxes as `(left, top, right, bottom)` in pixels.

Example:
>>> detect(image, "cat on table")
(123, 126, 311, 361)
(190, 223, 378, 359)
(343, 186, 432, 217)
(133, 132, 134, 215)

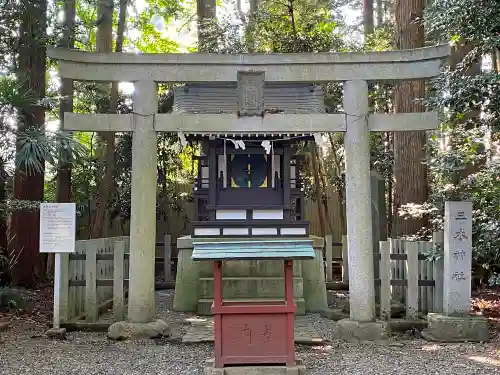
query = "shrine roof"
(191, 239, 315, 260)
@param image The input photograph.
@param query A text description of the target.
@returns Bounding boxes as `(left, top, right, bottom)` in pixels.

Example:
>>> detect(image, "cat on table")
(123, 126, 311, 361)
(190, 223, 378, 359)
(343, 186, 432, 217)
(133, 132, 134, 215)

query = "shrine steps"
(197, 298, 306, 316)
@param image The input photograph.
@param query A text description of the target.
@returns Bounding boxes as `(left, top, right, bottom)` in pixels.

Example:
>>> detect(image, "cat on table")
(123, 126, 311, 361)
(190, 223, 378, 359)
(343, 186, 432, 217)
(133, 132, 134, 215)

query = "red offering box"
(212, 261, 296, 368)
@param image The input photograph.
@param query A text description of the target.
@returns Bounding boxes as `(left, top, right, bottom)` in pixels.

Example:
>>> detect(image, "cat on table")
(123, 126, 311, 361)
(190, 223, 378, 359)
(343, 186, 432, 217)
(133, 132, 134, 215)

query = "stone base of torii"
(47, 45, 450, 341)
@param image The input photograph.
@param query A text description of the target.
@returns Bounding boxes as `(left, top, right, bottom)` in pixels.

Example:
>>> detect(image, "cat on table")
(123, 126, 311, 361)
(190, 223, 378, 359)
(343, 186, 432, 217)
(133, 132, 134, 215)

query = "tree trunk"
(109, 0, 128, 112)
(364, 0, 374, 36)
(0, 163, 7, 264)
(46, 0, 77, 278)
(197, 0, 216, 50)
(327, 133, 346, 234)
(90, 0, 115, 239)
(0, 163, 8, 286)
(392, 0, 427, 237)
(376, 0, 383, 27)
(317, 146, 333, 234)
(310, 143, 327, 238)
(56, 0, 76, 203)
(10, 0, 48, 287)
(246, 0, 259, 52)
(494, 49, 500, 73)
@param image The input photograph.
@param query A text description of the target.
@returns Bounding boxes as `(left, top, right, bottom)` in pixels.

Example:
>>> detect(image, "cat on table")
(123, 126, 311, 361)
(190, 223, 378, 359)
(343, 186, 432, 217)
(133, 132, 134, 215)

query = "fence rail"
(324, 232, 445, 318)
(54, 235, 174, 328)
(55, 233, 444, 327)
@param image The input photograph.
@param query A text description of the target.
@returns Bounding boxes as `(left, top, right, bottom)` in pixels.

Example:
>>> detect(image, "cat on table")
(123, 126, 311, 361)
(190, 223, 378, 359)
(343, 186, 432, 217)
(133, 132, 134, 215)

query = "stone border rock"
(421, 313, 489, 343)
(107, 319, 171, 341)
(335, 319, 391, 342)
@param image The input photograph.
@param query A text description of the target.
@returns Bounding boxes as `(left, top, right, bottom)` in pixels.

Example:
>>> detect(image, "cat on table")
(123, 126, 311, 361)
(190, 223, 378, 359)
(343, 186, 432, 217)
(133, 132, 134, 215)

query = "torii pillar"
(128, 80, 158, 323)
(343, 80, 375, 323)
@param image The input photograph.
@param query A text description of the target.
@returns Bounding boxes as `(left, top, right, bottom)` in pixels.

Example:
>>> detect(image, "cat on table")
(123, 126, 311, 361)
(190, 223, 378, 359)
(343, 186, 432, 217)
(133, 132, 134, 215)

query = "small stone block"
(336, 319, 391, 341)
(46, 327, 67, 339)
(107, 319, 171, 341)
(421, 313, 489, 342)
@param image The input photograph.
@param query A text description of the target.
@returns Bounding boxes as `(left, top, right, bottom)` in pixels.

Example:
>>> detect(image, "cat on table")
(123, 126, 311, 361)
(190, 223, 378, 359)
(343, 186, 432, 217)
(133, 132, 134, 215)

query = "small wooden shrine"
(192, 239, 314, 368)
(173, 81, 324, 239)
(176, 78, 321, 369)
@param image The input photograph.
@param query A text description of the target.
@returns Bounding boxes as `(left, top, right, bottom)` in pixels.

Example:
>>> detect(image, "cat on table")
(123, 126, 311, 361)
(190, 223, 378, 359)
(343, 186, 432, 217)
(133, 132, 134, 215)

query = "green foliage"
(387, 0, 500, 284)
(425, 0, 500, 51)
(127, 0, 187, 53)
(199, 0, 345, 54)
(364, 27, 394, 52)
(0, 287, 25, 312)
(463, 163, 500, 279)
(15, 128, 89, 176)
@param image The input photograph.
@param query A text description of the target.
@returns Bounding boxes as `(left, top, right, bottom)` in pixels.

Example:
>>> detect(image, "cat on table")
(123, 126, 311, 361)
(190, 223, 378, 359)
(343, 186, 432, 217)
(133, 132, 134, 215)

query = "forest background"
(0, 0, 499, 295)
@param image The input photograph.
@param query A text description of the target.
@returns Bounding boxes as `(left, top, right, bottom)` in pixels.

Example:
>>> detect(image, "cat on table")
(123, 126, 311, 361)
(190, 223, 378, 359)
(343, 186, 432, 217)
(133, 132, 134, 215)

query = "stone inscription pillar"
(443, 201, 472, 316)
(128, 80, 158, 322)
(343, 80, 375, 322)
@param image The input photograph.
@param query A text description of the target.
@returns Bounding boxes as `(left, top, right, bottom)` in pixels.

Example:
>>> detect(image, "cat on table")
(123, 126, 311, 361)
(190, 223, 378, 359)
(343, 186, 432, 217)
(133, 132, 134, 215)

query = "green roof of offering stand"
(191, 239, 315, 261)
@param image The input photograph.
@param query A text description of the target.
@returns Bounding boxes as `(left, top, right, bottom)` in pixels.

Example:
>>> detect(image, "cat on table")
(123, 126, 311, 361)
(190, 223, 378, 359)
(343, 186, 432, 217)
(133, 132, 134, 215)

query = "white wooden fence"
(54, 234, 174, 328)
(54, 237, 130, 327)
(55, 233, 444, 327)
(378, 232, 444, 319)
(325, 232, 445, 318)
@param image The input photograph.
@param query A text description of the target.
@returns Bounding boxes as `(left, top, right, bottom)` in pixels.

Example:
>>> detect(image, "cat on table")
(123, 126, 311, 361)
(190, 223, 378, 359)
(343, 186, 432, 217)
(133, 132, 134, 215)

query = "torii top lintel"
(47, 45, 450, 83)
(49, 45, 450, 135)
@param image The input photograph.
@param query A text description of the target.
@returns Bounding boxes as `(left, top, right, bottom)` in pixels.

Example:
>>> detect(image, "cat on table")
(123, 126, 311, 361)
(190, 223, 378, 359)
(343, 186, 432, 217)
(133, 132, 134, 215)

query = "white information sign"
(39, 203, 76, 253)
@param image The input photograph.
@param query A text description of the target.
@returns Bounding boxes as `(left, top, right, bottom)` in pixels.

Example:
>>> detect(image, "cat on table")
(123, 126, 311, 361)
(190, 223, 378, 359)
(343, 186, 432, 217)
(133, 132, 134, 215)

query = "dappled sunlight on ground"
(420, 343, 442, 351)
(467, 356, 500, 367)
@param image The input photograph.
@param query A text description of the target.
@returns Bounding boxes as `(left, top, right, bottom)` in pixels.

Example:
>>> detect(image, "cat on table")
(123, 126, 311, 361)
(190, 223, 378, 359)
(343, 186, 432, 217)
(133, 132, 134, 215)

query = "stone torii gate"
(48, 45, 450, 338)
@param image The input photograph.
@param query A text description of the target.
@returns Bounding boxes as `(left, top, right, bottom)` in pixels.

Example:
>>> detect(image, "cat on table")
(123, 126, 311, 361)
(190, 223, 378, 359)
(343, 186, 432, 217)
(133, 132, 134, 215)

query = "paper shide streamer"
(176, 133, 325, 152)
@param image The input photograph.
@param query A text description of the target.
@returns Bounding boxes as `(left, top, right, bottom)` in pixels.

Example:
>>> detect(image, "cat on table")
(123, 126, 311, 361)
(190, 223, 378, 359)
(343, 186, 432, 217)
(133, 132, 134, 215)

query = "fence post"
(432, 231, 444, 313)
(379, 240, 391, 320)
(113, 240, 125, 322)
(53, 253, 70, 329)
(164, 234, 172, 282)
(406, 242, 419, 320)
(325, 235, 333, 282)
(85, 241, 98, 322)
(342, 234, 349, 282)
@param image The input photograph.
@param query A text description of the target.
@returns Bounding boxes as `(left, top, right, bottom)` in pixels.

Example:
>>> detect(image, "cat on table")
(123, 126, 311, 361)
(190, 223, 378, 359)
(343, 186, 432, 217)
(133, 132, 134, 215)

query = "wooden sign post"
(39, 203, 76, 329)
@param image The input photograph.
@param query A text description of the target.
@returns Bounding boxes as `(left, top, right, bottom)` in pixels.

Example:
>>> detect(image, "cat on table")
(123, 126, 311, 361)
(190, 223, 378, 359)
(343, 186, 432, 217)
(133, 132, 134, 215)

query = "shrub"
(0, 287, 24, 312)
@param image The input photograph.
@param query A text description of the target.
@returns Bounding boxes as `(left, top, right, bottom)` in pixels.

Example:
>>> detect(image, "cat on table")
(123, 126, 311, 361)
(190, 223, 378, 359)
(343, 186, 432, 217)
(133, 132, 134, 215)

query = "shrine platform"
(182, 315, 323, 345)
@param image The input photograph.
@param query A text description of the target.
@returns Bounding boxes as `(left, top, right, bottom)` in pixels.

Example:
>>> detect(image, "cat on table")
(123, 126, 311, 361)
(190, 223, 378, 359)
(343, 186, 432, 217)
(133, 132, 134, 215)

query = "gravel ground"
(1, 290, 499, 375)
